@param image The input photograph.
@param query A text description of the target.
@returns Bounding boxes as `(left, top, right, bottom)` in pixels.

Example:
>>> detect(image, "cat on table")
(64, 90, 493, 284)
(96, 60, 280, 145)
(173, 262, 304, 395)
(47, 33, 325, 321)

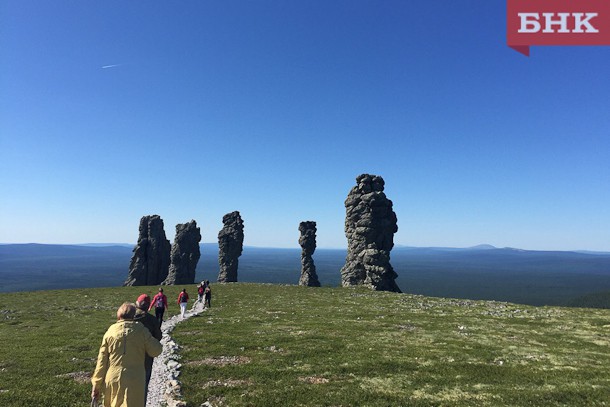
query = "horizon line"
(1, 242, 610, 254)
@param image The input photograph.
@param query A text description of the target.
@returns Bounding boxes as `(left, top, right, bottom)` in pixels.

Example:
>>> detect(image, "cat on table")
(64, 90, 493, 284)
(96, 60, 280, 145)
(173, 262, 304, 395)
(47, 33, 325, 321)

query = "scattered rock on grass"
(202, 379, 251, 389)
(55, 371, 91, 383)
(299, 376, 330, 384)
(186, 356, 251, 367)
(201, 395, 226, 406)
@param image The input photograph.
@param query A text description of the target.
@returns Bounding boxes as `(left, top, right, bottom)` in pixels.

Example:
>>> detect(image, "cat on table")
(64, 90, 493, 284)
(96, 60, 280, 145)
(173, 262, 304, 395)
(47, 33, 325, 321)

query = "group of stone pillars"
(299, 174, 401, 292)
(124, 212, 244, 286)
(125, 174, 401, 292)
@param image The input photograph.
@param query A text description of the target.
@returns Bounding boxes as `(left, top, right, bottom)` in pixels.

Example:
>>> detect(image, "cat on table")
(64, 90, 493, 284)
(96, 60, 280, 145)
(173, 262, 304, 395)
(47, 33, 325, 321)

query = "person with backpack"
(91, 302, 162, 407)
(197, 282, 205, 303)
(149, 288, 168, 327)
(204, 281, 211, 308)
(178, 288, 189, 318)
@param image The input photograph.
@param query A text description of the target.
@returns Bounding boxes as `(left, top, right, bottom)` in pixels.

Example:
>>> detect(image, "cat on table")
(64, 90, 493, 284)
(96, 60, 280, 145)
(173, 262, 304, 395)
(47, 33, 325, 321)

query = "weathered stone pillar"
(162, 220, 201, 285)
(124, 215, 171, 286)
(340, 174, 401, 292)
(217, 211, 244, 283)
(298, 221, 321, 287)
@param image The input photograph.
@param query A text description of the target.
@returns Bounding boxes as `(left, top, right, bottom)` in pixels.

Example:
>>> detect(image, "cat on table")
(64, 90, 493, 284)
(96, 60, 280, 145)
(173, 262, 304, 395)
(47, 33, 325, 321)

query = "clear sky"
(1, 1, 609, 251)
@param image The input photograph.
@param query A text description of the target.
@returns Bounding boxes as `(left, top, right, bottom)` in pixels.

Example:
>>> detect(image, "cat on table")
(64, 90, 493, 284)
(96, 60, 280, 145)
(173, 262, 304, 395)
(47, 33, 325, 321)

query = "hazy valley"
(2, 243, 610, 307)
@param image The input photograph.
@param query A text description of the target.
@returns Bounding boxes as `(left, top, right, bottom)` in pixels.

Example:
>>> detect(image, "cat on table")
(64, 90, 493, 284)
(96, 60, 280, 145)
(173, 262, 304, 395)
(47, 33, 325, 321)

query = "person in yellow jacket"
(91, 302, 163, 407)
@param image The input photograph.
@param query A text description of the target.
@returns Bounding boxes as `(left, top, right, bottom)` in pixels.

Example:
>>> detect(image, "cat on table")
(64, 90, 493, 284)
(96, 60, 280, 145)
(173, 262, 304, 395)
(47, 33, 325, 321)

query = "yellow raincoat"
(91, 320, 163, 407)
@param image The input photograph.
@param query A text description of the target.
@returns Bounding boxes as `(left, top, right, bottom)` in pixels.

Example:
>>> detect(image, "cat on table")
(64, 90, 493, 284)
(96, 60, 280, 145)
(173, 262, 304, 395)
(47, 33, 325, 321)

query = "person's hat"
(137, 294, 150, 304)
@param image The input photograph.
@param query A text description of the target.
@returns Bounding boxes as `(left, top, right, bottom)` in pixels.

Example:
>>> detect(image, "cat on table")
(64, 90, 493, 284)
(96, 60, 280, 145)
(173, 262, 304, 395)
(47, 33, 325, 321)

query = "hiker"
(149, 288, 168, 327)
(91, 302, 162, 407)
(197, 282, 205, 303)
(178, 288, 189, 318)
(134, 294, 162, 403)
(204, 281, 211, 308)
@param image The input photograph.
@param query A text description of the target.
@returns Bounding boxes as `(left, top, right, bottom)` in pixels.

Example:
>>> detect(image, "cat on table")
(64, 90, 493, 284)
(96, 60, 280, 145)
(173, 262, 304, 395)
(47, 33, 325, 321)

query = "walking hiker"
(91, 302, 162, 407)
(149, 288, 168, 327)
(204, 281, 211, 308)
(134, 294, 162, 403)
(197, 282, 205, 303)
(178, 288, 189, 318)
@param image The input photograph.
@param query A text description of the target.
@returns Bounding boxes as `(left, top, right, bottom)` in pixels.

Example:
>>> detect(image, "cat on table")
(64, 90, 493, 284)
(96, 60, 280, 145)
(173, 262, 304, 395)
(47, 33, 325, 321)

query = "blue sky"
(1, 1, 609, 250)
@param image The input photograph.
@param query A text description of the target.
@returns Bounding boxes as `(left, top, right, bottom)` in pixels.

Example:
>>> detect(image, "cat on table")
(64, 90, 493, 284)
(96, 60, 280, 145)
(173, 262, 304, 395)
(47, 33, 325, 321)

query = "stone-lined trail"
(146, 300, 207, 407)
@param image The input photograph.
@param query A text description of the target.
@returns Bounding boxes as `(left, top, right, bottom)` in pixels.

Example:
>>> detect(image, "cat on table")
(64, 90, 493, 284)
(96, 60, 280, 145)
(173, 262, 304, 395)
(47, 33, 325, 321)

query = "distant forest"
(1, 244, 610, 308)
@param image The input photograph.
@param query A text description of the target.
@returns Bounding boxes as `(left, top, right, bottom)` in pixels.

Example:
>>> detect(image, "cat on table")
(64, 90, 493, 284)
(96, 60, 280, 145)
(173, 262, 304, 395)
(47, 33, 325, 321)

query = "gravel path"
(146, 300, 207, 407)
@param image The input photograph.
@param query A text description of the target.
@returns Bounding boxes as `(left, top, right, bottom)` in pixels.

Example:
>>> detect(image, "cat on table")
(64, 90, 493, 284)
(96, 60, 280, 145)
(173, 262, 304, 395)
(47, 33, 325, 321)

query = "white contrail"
(101, 64, 121, 69)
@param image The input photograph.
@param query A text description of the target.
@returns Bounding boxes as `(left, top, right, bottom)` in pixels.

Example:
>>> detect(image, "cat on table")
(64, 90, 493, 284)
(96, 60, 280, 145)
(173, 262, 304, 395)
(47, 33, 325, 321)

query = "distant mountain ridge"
(468, 244, 496, 250)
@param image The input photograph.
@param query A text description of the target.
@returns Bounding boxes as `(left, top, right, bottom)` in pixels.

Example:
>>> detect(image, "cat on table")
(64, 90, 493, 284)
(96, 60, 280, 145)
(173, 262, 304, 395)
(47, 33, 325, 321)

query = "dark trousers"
(204, 294, 211, 308)
(144, 364, 152, 402)
(155, 307, 165, 326)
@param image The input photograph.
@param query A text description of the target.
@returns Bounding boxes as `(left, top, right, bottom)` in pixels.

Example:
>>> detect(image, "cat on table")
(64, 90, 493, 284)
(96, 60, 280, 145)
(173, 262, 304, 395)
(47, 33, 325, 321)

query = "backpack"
(155, 295, 164, 308)
(198, 286, 204, 295)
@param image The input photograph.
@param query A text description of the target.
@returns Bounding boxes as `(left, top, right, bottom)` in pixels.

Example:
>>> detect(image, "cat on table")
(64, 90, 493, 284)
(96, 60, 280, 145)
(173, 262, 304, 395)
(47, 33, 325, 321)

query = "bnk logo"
(507, 0, 610, 56)
(518, 13, 598, 33)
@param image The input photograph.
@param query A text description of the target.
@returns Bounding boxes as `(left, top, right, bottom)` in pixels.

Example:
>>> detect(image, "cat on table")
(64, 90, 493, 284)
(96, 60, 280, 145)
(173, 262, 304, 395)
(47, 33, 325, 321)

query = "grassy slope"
(0, 285, 185, 407)
(1, 284, 610, 406)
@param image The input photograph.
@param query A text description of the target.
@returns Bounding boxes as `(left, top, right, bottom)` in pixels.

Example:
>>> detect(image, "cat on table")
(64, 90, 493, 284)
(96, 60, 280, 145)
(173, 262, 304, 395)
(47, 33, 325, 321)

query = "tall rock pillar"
(298, 221, 321, 287)
(124, 215, 171, 286)
(217, 211, 244, 283)
(340, 174, 401, 292)
(162, 220, 201, 285)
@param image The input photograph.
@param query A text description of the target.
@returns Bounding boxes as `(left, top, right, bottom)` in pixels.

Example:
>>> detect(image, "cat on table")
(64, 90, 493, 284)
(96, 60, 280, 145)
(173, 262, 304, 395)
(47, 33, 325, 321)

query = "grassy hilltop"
(1, 284, 609, 406)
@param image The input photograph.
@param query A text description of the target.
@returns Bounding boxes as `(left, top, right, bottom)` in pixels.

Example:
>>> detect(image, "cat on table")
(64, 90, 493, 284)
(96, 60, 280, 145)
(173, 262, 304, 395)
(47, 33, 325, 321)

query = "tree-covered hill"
(2, 244, 610, 308)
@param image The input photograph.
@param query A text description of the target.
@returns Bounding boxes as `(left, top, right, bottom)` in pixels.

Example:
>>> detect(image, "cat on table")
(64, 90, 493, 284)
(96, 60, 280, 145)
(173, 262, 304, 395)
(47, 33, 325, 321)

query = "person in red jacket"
(178, 288, 189, 318)
(149, 288, 168, 327)
(197, 282, 205, 303)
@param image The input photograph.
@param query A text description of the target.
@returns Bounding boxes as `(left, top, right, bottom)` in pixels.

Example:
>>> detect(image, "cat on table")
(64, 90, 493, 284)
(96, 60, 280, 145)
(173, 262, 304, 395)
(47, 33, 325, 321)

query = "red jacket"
(149, 293, 168, 310)
(178, 292, 189, 303)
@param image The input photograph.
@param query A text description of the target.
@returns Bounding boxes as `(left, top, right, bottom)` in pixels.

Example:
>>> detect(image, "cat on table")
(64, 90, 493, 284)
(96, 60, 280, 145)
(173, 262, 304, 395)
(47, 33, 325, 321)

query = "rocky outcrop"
(162, 220, 201, 285)
(124, 215, 171, 286)
(298, 221, 321, 287)
(217, 211, 244, 283)
(340, 174, 401, 292)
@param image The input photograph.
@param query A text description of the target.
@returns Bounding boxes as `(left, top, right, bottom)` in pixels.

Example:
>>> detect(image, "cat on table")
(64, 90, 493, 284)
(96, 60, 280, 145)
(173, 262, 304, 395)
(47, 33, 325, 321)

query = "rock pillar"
(340, 174, 401, 292)
(162, 220, 201, 285)
(124, 215, 171, 286)
(217, 211, 244, 283)
(298, 221, 321, 287)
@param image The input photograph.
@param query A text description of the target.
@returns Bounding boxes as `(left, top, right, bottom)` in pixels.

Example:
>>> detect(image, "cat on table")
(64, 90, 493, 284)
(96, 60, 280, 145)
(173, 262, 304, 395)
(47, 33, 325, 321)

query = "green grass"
(1, 284, 610, 406)
(0, 285, 184, 406)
